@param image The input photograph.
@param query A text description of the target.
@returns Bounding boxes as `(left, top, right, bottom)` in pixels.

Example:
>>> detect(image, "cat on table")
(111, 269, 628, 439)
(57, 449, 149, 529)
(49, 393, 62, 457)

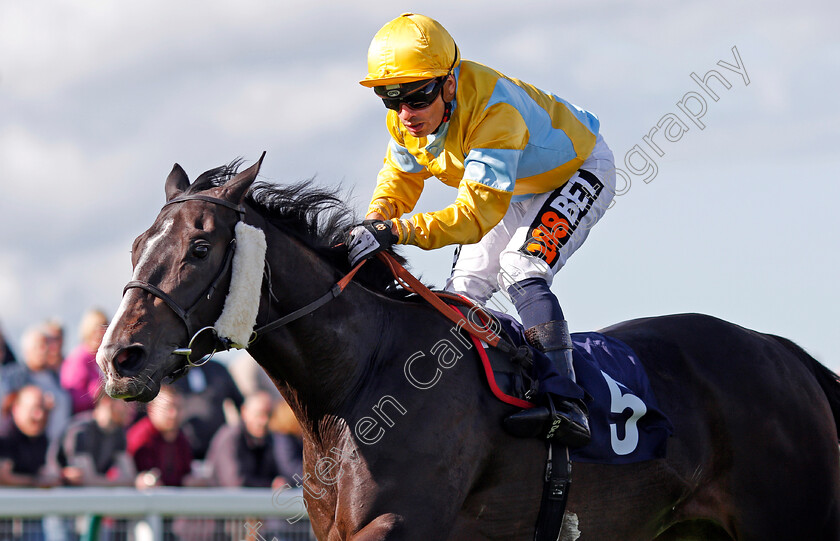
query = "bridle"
(122, 194, 244, 367)
(121, 193, 365, 370)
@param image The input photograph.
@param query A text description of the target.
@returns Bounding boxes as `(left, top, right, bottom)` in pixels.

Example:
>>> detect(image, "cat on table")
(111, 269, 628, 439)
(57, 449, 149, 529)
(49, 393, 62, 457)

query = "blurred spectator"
(50, 393, 135, 486)
(0, 385, 60, 487)
(127, 385, 195, 489)
(172, 359, 244, 460)
(0, 321, 16, 366)
(0, 324, 72, 441)
(205, 392, 285, 489)
(269, 399, 304, 482)
(228, 351, 281, 400)
(60, 308, 108, 414)
(42, 319, 65, 373)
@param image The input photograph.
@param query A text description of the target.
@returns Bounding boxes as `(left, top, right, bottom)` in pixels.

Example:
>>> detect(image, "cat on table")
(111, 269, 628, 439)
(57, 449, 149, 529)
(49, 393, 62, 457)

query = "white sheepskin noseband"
(213, 222, 267, 348)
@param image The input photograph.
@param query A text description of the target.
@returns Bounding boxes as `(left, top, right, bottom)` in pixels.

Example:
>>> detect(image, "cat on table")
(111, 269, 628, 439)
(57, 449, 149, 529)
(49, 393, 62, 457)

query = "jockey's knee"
(444, 274, 497, 305)
(497, 250, 555, 293)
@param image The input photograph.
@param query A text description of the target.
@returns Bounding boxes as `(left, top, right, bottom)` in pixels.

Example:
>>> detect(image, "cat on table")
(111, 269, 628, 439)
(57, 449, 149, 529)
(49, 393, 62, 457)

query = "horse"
(97, 156, 840, 540)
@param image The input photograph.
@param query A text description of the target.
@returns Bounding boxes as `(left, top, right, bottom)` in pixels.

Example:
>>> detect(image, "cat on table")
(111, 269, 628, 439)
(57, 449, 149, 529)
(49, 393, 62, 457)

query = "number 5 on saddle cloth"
(457, 305, 674, 465)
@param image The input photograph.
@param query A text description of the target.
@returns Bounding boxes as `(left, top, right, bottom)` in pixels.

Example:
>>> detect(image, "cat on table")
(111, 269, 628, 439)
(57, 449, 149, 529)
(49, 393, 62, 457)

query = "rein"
(375, 252, 515, 354)
(228, 250, 513, 360)
(124, 192, 513, 369)
(251, 261, 366, 336)
(172, 256, 365, 367)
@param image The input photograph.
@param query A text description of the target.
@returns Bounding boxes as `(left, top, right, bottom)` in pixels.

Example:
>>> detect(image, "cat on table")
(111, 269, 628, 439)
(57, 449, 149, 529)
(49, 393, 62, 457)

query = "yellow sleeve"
(367, 117, 432, 219)
(401, 179, 513, 249)
(368, 153, 430, 219)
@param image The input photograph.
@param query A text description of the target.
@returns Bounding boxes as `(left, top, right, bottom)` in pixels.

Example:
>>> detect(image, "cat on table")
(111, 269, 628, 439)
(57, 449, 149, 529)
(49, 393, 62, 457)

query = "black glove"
(347, 220, 397, 265)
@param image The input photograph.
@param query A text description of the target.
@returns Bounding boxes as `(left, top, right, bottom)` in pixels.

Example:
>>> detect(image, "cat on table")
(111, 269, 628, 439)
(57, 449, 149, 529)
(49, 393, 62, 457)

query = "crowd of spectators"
(0, 310, 305, 493)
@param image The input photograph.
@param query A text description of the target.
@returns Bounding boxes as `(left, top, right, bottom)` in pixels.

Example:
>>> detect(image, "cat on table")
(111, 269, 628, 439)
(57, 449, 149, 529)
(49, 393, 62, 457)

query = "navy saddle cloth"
(488, 311, 674, 465)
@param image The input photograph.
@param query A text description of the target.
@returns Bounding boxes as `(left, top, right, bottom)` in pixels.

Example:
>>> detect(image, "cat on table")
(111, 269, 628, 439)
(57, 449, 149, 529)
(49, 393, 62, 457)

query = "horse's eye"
(191, 244, 210, 259)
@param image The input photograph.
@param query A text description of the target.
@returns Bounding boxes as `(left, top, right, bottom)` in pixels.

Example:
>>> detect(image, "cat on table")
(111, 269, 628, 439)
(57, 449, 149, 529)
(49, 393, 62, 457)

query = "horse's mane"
(186, 161, 412, 298)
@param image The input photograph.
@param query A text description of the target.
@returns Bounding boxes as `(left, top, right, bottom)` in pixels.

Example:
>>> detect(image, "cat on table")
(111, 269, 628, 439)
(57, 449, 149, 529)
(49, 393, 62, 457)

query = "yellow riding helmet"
(360, 13, 460, 88)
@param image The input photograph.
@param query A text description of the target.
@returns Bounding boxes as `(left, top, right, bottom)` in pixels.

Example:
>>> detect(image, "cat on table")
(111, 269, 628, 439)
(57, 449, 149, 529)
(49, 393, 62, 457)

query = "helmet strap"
(433, 101, 452, 135)
(438, 71, 455, 127)
(442, 101, 453, 124)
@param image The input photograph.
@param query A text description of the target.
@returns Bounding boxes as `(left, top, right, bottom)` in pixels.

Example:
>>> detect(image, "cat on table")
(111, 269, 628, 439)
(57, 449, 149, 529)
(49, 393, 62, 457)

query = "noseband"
(123, 194, 244, 367)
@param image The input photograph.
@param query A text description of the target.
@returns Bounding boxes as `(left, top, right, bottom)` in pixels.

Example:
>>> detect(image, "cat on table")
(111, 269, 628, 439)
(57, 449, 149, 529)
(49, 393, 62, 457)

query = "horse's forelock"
(185, 160, 244, 195)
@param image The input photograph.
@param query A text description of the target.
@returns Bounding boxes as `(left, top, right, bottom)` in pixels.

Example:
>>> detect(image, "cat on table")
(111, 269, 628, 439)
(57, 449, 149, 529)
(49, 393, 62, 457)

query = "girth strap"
(534, 441, 572, 541)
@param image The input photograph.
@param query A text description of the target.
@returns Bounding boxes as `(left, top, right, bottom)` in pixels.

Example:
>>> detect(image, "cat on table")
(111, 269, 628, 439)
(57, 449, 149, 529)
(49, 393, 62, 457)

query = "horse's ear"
(165, 163, 190, 201)
(222, 151, 266, 204)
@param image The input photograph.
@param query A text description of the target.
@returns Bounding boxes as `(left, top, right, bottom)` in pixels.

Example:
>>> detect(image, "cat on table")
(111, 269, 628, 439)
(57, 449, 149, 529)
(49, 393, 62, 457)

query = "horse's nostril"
(114, 346, 146, 378)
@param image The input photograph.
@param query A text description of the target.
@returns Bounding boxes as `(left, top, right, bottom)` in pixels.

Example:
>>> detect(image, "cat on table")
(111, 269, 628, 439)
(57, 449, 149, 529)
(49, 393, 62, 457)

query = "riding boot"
(503, 320, 591, 448)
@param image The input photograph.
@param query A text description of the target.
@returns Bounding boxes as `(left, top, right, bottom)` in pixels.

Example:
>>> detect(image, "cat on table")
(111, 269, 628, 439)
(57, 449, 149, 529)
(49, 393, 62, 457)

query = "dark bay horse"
(97, 156, 840, 540)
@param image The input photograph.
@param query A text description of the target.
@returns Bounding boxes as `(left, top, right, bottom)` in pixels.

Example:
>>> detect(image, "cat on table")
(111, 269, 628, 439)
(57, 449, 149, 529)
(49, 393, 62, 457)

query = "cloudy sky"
(2, 0, 838, 371)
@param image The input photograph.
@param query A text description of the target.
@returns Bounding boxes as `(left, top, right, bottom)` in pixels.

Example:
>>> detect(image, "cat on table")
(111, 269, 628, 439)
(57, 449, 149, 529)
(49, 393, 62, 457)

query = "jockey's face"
(397, 75, 455, 138)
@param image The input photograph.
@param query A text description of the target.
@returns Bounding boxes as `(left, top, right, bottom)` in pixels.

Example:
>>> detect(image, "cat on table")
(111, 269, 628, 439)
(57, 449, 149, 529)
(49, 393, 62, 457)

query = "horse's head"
(97, 154, 264, 401)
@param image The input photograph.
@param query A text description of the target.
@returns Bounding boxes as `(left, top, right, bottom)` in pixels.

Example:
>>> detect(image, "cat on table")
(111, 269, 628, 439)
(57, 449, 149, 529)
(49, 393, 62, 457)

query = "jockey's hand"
(347, 220, 397, 266)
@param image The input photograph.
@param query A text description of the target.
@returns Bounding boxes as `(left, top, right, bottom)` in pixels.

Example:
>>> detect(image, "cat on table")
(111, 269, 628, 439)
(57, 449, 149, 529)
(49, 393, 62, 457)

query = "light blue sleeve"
(388, 139, 424, 174)
(463, 148, 522, 192)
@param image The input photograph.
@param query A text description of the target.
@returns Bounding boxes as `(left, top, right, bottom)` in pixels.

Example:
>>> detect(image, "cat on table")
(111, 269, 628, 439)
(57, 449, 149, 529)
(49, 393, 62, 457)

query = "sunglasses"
(374, 77, 445, 111)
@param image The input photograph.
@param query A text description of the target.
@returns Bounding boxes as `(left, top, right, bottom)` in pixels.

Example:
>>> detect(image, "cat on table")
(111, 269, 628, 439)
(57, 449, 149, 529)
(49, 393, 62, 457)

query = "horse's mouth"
(99, 346, 185, 403)
(104, 375, 161, 402)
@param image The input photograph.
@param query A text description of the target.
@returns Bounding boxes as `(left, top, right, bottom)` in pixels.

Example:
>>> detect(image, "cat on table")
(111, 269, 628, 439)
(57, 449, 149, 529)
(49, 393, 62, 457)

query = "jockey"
(347, 13, 616, 448)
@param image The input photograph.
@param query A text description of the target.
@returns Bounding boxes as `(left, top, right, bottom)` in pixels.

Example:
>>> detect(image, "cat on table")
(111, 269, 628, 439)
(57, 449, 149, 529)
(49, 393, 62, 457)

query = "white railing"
(0, 487, 311, 540)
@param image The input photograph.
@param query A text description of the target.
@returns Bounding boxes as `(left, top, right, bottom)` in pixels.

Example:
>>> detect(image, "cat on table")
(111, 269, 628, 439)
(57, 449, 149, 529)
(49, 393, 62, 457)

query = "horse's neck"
(246, 219, 386, 430)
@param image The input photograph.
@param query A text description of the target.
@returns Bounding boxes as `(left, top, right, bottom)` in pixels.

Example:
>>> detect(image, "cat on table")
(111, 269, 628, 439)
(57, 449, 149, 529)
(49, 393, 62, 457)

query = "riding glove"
(347, 220, 397, 266)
